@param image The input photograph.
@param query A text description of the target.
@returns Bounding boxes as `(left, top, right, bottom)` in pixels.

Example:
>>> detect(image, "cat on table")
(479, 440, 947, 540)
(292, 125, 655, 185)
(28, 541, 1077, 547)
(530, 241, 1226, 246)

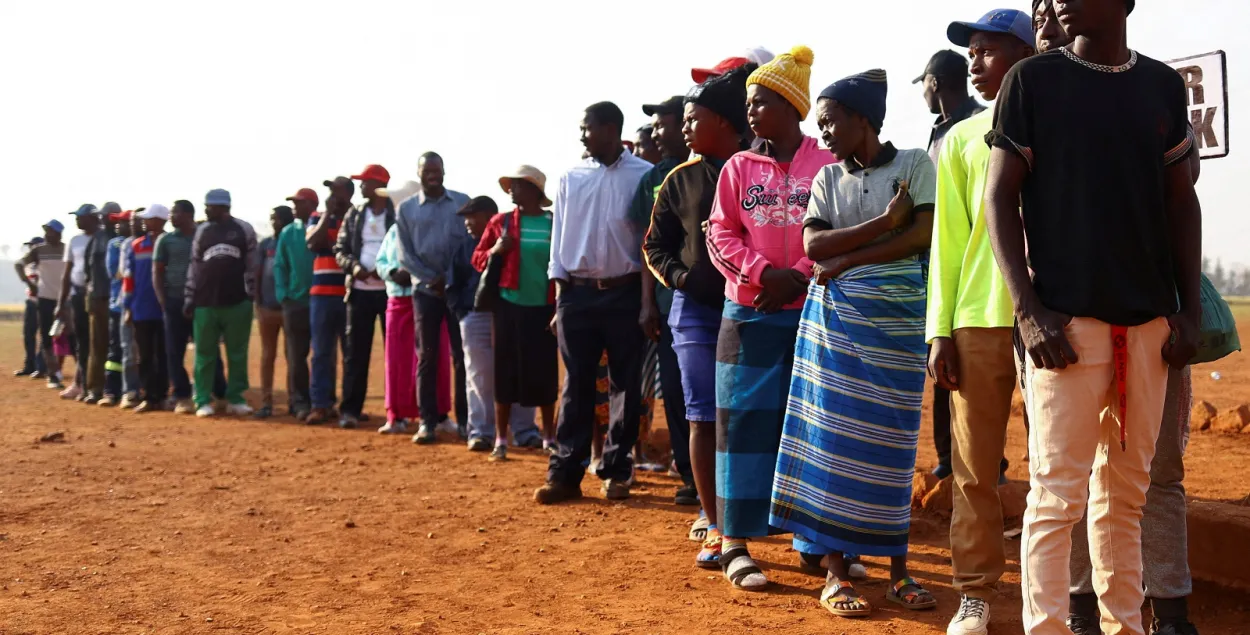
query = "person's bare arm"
(984, 147, 1076, 370)
(805, 183, 914, 261)
(812, 212, 933, 283)
(306, 213, 335, 250)
(56, 254, 73, 315)
(1162, 156, 1203, 368)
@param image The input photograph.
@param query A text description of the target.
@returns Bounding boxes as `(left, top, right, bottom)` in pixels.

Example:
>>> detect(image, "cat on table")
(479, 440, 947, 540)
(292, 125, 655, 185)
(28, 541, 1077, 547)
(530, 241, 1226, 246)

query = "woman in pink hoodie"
(704, 45, 836, 591)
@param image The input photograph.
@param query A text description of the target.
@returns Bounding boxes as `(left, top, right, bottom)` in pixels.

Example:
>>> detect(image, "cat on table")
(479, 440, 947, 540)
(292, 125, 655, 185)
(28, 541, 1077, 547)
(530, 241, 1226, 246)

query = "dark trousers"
(342, 290, 388, 417)
(413, 292, 466, 426)
(657, 318, 692, 485)
(309, 295, 346, 410)
(71, 289, 89, 386)
(106, 312, 123, 397)
(164, 295, 225, 400)
(134, 319, 168, 402)
(548, 280, 645, 485)
(282, 301, 312, 413)
(933, 385, 953, 469)
(37, 298, 57, 375)
(22, 299, 45, 374)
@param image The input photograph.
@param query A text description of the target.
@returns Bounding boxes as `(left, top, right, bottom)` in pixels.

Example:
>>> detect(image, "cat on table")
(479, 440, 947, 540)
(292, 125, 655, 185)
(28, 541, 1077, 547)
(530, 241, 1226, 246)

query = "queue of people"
(12, 2, 1205, 634)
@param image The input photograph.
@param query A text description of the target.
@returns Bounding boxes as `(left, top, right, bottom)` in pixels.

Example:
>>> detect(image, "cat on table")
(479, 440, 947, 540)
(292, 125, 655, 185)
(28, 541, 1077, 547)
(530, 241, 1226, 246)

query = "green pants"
(193, 301, 253, 407)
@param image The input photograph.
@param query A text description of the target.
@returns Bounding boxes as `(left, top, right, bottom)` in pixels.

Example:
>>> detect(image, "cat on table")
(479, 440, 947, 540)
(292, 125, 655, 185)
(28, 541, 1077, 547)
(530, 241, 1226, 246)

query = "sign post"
(1168, 51, 1230, 159)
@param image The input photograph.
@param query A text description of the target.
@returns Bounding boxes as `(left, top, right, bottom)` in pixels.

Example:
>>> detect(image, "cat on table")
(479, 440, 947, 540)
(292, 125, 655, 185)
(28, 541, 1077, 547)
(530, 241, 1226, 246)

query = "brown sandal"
(820, 576, 872, 618)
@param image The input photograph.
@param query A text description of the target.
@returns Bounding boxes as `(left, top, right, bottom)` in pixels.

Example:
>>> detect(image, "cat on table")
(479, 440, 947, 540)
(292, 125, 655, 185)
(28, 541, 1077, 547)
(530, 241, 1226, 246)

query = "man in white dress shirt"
(535, 101, 653, 505)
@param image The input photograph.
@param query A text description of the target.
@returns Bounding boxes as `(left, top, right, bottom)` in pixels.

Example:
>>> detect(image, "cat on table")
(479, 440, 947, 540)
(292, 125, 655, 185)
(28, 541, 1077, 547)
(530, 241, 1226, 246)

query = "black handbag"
(473, 214, 512, 312)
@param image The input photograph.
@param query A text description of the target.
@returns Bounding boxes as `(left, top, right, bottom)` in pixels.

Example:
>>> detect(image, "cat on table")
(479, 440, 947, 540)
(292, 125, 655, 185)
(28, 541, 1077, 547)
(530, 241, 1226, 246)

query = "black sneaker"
(674, 485, 699, 506)
(534, 481, 582, 505)
(13, 368, 34, 377)
(253, 405, 274, 420)
(1067, 615, 1102, 635)
(1152, 618, 1198, 635)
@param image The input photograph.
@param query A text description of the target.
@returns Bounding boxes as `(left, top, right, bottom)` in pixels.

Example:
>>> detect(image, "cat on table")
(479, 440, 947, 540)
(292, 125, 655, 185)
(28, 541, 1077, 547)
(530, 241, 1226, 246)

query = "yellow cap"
(746, 45, 815, 120)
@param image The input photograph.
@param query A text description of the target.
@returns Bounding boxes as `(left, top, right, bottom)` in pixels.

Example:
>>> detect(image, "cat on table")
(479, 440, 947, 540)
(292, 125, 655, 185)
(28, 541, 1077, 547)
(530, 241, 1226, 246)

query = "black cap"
(912, 50, 968, 84)
(456, 195, 499, 216)
(642, 96, 685, 117)
(322, 176, 356, 196)
(685, 67, 751, 135)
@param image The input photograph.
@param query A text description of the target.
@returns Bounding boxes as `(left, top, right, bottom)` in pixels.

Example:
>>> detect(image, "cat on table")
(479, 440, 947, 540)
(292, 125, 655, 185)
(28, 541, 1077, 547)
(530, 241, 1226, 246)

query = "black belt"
(567, 272, 641, 290)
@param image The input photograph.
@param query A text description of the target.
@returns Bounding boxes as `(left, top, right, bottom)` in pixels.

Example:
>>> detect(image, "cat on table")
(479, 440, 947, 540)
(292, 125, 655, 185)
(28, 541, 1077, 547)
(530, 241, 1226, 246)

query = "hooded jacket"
(705, 136, 836, 309)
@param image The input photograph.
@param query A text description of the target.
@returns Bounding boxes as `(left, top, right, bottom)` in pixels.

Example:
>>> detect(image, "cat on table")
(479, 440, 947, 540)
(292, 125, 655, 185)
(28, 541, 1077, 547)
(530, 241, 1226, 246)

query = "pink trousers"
(385, 296, 452, 422)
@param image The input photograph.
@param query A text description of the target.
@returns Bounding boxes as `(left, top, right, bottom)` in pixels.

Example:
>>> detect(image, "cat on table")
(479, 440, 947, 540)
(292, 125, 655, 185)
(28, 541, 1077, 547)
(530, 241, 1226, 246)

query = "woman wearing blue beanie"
(769, 69, 939, 618)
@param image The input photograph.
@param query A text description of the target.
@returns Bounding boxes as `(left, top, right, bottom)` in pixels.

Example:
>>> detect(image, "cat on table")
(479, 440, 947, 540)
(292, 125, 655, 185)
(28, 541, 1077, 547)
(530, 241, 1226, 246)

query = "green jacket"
(273, 218, 314, 304)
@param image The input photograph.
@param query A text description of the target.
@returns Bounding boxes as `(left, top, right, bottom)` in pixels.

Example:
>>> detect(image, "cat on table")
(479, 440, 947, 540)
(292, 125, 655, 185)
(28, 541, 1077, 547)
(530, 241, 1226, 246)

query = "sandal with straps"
(820, 575, 872, 618)
(885, 577, 937, 611)
(688, 513, 709, 543)
(696, 530, 722, 569)
(720, 545, 768, 591)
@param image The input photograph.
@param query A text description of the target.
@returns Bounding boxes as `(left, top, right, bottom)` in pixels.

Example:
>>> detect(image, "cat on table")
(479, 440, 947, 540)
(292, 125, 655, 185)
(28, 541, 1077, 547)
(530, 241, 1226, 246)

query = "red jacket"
(471, 209, 556, 305)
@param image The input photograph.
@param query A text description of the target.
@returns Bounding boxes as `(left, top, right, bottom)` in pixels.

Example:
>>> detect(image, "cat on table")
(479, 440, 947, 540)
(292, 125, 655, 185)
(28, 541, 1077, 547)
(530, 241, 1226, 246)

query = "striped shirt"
(309, 214, 345, 297)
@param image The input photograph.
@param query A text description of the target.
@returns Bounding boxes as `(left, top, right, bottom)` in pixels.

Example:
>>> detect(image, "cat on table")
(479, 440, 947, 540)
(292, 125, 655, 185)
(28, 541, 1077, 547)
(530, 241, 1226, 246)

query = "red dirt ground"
(1, 321, 1249, 634)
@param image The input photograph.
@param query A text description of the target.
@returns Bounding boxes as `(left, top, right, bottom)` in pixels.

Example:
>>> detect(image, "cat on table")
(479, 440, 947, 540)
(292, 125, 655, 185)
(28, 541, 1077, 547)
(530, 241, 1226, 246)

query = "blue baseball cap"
(947, 9, 1034, 49)
(205, 188, 232, 206)
(70, 203, 98, 217)
(43, 219, 65, 234)
(26, 236, 45, 246)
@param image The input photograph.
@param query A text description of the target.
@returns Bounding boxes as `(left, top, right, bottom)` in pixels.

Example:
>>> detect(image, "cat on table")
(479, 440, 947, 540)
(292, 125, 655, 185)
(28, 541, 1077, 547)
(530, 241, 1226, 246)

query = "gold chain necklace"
(1062, 46, 1137, 73)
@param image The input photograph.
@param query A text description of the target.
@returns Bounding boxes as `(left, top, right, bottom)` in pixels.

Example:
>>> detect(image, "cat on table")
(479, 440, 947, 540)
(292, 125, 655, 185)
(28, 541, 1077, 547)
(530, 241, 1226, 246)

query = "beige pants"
(950, 327, 1016, 600)
(256, 307, 285, 408)
(1020, 317, 1170, 635)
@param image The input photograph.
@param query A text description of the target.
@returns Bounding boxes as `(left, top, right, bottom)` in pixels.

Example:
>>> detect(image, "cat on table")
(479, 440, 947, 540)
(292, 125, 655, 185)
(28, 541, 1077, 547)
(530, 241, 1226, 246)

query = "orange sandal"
(696, 530, 722, 569)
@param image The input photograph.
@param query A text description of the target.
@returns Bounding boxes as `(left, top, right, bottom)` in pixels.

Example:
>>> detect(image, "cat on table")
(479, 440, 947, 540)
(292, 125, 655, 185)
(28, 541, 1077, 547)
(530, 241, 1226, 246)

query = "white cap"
(744, 47, 774, 66)
(139, 204, 170, 220)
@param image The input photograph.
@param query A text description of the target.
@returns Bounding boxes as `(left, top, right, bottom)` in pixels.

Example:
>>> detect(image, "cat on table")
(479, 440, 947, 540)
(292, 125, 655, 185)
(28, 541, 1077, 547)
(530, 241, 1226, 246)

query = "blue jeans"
(164, 295, 225, 400)
(460, 311, 537, 442)
(309, 295, 347, 410)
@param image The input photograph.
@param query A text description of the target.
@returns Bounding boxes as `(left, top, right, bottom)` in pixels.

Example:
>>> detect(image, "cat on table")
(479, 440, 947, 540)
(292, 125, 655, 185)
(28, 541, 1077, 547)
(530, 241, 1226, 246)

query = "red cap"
(286, 187, 319, 205)
(351, 164, 391, 185)
(108, 210, 132, 222)
(691, 56, 749, 84)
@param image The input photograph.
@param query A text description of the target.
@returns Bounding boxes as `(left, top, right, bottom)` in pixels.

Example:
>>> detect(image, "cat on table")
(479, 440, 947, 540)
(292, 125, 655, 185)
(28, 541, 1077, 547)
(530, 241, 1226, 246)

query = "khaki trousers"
(1019, 317, 1170, 635)
(256, 306, 285, 408)
(949, 327, 1017, 600)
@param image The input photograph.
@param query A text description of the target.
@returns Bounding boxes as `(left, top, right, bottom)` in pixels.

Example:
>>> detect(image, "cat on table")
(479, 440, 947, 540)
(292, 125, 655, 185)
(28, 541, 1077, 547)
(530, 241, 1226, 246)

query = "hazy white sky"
(1, 0, 1245, 264)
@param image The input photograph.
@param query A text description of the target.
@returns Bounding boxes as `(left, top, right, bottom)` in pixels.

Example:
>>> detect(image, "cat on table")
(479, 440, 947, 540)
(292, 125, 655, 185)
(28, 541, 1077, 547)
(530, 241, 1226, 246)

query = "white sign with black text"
(1167, 51, 1229, 159)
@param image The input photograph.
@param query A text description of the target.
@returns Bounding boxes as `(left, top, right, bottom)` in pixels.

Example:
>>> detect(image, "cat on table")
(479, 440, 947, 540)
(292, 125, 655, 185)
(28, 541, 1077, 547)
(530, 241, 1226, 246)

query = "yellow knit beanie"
(746, 45, 815, 120)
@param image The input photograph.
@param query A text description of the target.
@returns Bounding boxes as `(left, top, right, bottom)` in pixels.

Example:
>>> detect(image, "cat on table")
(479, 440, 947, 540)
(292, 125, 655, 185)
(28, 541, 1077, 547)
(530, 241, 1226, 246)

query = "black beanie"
(685, 66, 753, 135)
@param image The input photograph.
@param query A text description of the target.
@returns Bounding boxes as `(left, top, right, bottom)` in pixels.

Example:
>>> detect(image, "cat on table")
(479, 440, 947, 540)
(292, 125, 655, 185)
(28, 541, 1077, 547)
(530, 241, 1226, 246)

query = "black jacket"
(334, 199, 396, 300)
(642, 156, 727, 309)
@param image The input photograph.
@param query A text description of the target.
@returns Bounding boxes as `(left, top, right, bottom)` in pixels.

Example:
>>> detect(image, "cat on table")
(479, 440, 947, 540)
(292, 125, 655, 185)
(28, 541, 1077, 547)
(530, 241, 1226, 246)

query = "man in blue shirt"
(395, 152, 472, 444)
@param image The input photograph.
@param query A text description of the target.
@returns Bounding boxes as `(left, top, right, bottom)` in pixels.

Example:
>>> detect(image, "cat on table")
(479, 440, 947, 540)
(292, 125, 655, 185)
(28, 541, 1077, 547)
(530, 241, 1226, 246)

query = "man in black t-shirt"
(983, 1, 1201, 634)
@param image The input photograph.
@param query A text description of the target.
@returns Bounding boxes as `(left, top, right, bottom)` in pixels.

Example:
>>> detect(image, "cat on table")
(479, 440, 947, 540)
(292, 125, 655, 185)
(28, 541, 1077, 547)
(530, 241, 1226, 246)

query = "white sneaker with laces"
(225, 403, 253, 417)
(947, 595, 990, 635)
(196, 405, 216, 418)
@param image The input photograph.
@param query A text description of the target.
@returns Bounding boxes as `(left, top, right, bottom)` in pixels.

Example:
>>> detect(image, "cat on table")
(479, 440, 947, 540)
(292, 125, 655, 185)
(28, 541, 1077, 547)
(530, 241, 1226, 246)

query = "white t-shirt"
(354, 209, 388, 291)
(65, 234, 90, 289)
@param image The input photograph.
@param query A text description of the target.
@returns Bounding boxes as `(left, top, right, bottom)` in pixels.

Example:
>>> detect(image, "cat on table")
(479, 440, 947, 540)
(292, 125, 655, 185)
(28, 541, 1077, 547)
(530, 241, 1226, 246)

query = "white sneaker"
(225, 403, 253, 417)
(947, 595, 990, 635)
(195, 405, 216, 418)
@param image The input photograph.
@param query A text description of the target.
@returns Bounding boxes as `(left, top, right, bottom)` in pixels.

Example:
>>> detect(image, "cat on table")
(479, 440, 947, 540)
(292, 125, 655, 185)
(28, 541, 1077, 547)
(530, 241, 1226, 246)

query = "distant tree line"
(1204, 257, 1250, 296)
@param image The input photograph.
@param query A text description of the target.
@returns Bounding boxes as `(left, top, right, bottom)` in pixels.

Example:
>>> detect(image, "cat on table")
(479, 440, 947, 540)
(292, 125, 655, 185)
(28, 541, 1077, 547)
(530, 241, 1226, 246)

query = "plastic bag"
(1190, 273, 1240, 364)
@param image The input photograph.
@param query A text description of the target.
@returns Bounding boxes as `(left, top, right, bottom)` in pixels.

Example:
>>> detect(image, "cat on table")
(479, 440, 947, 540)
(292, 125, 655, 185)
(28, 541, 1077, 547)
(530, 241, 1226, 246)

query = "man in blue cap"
(16, 220, 68, 388)
(924, 8, 1035, 635)
(184, 189, 259, 418)
(56, 204, 101, 401)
